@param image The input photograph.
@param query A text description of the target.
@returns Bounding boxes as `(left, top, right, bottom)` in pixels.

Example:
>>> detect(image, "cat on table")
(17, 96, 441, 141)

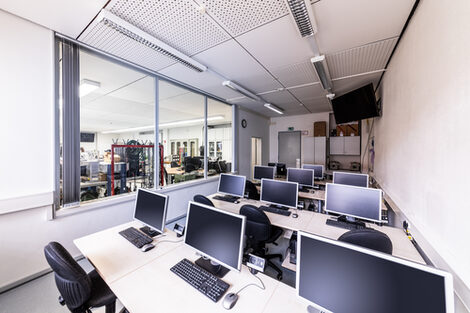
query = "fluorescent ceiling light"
(311, 55, 333, 91)
(264, 103, 284, 115)
(286, 0, 318, 38)
(222, 81, 261, 102)
(101, 115, 224, 134)
(99, 10, 207, 73)
(80, 79, 100, 97)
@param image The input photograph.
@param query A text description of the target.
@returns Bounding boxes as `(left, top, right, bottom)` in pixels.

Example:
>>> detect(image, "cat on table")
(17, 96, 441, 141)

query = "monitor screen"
(302, 164, 324, 179)
(331, 83, 379, 124)
(253, 165, 275, 181)
(184, 202, 246, 271)
(287, 168, 314, 187)
(333, 171, 369, 187)
(134, 189, 168, 234)
(325, 183, 382, 222)
(260, 179, 298, 209)
(297, 232, 453, 313)
(217, 174, 246, 197)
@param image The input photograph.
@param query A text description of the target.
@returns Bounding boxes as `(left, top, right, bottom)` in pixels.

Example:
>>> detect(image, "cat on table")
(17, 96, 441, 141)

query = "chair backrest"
(338, 229, 393, 254)
(239, 205, 272, 244)
(44, 242, 92, 311)
(245, 180, 260, 200)
(193, 194, 214, 207)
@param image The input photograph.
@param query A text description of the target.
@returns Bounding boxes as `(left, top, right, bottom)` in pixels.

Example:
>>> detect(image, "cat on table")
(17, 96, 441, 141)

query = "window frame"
(54, 34, 236, 213)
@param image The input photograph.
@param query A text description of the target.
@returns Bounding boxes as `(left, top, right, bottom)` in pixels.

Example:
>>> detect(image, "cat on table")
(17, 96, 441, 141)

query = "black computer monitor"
(276, 163, 286, 176)
(260, 179, 298, 209)
(333, 171, 369, 187)
(302, 164, 324, 179)
(133, 189, 168, 235)
(184, 201, 246, 276)
(325, 183, 382, 223)
(297, 231, 454, 313)
(287, 168, 314, 188)
(217, 173, 246, 197)
(253, 165, 275, 181)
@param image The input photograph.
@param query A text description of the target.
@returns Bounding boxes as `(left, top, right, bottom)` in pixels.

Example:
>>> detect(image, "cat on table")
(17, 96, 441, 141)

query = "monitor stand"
(337, 215, 366, 228)
(195, 257, 230, 278)
(298, 186, 311, 193)
(268, 203, 290, 211)
(307, 305, 324, 313)
(139, 226, 161, 238)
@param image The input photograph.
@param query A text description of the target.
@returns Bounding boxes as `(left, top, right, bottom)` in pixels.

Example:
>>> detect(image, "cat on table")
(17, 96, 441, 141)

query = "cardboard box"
(346, 123, 359, 136)
(314, 121, 327, 137)
(336, 125, 347, 136)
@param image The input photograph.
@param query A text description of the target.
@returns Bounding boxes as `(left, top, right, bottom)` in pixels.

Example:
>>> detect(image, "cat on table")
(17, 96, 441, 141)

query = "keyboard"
(170, 258, 230, 302)
(326, 219, 366, 230)
(212, 195, 239, 203)
(259, 206, 291, 216)
(119, 227, 153, 248)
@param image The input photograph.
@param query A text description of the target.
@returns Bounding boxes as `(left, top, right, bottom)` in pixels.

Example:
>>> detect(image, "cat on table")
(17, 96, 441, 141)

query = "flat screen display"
(302, 164, 324, 179)
(333, 172, 369, 187)
(254, 165, 275, 181)
(287, 168, 314, 187)
(218, 174, 246, 197)
(260, 179, 298, 209)
(331, 83, 379, 124)
(134, 189, 168, 233)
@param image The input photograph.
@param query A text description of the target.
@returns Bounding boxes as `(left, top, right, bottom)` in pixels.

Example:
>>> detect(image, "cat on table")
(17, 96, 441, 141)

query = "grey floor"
(0, 217, 294, 313)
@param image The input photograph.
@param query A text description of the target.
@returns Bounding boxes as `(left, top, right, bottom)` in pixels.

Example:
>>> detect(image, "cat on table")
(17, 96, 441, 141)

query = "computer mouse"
(140, 243, 155, 252)
(222, 292, 239, 310)
(292, 213, 298, 218)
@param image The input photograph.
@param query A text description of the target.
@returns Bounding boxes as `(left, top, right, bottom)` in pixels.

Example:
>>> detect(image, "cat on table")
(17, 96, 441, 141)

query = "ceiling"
(1, 0, 415, 117)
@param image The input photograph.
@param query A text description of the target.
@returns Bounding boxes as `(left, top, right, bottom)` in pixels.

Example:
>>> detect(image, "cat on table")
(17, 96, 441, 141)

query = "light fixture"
(311, 55, 333, 91)
(222, 81, 261, 102)
(264, 103, 284, 115)
(326, 93, 335, 100)
(80, 79, 100, 97)
(285, 0, 318, 38)
(98, 10, 207, 73)
(101, 116, 224, 134)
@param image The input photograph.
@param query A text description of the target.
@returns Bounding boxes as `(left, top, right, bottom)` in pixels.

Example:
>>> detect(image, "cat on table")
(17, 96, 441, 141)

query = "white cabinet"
(329, 136, 361, 156)
(302, 136, 326, 167)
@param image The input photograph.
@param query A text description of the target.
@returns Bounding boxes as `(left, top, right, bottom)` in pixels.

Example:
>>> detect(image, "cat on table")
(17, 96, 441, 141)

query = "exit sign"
(288, 127, 294, 131)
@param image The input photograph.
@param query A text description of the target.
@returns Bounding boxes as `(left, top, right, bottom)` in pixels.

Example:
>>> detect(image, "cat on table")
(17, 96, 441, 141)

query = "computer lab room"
(0, 0, 469, 312)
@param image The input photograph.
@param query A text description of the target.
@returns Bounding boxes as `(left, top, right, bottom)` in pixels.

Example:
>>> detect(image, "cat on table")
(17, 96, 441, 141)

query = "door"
(329, 137, 344, 155)
(344, 136, 361, 155)
(251, 137, 262, 179)
(278, 131, 301, 168)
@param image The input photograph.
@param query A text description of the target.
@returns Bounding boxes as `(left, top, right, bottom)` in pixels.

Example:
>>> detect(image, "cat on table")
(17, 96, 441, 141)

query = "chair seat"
(86, 270, 116, 308)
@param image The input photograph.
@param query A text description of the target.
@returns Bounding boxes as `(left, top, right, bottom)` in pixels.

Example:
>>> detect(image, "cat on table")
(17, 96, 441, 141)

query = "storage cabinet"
(302, 136, 326, 167)
(329, 136, 360, 155)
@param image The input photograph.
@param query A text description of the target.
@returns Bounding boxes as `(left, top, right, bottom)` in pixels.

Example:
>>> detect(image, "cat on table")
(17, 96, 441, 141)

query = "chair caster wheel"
(277, 274, 283, 281)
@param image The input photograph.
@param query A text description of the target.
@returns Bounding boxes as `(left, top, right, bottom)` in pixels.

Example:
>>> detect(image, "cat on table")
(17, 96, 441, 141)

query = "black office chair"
(170, 161, 179, 168)
(239, 205, 284, 280)
(245, 180, 260, 200)
(193, 194, 215, 207)
(44, 242, 122, 313)
(338, 229, 393, 254)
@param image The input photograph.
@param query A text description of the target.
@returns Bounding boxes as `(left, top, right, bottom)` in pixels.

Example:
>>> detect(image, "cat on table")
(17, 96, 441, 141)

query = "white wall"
(237, 108, 270, 178)
(0, 10, 54, 201)
(269, 112, 329, 163)
(372, 0, 470, 309)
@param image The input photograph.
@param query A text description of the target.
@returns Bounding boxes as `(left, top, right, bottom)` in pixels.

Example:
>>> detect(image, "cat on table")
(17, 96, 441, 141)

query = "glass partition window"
(159, 80, 205, 186)
(207, 98, 233, 173)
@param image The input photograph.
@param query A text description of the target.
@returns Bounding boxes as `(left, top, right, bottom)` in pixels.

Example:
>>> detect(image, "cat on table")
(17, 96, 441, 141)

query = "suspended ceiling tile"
(0, 0, 107, 37)
(313, 0, 414, 54)
(326, 37, 397, 79)
(303, 97, 331, 113)
(332, 72, 382, 97)
(271, 60, 319, 88)
(236, 15, 315, 70)
(288, 84, 324, 103)
(111, 76, 156, 104)
(284, 107, 311, 116)
(198, 0, 289, 37)
(107, 0, 230, 55)
(193, 39, 282, 93)
(261, 90, 299, 106)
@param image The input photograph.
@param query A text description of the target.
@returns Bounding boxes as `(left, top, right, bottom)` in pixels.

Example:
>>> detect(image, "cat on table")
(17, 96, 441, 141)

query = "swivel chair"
(244, 180, 260, 200)
(239, 205, 284, 280)
(193, 194, 215, 207)
(44, 242, 123, 313)
(338, 228, 393, 254)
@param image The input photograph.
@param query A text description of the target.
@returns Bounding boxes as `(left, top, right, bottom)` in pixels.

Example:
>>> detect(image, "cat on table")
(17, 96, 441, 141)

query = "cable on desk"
(155, 239, 183, 245)
(234, 271, 266, 295)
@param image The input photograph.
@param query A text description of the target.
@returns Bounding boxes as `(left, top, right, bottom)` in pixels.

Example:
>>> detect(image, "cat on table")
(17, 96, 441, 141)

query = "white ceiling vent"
(198, 0, 289, 36)
(326, 37, 398, 79)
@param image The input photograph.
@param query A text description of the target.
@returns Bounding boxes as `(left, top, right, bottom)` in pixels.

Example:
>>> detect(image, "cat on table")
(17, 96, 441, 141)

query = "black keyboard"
(326, 219, 366, 230)
(212, 195, 239, 203)
(259, 206, 291, 216)
(119, 227, 153, 248)
(170, 258, 230, 302)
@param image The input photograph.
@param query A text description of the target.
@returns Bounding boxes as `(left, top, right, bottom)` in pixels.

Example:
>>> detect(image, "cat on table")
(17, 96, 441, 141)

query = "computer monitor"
(297, 231, 454, 313)
(287, 168, 314, 188)
(253, 165, 275, 181)
(333, 171, 369, 187)
(260, 178, 298, 209)
(302, 164, 324, 179)
(133, 188, 168, 236)
(325, 183, 382, 223)
(184, 201, 246, 276)
(276, 163, 287, 176)
(217, 173, 246, 198)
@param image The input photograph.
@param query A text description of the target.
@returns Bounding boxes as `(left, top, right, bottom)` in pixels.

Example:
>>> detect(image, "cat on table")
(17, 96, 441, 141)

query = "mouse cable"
(154, 239, 183, 245)
(235, 272, 266, 295)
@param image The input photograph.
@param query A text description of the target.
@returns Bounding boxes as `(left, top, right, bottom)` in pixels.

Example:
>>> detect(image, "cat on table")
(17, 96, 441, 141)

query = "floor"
(0, 217, 294, 313)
